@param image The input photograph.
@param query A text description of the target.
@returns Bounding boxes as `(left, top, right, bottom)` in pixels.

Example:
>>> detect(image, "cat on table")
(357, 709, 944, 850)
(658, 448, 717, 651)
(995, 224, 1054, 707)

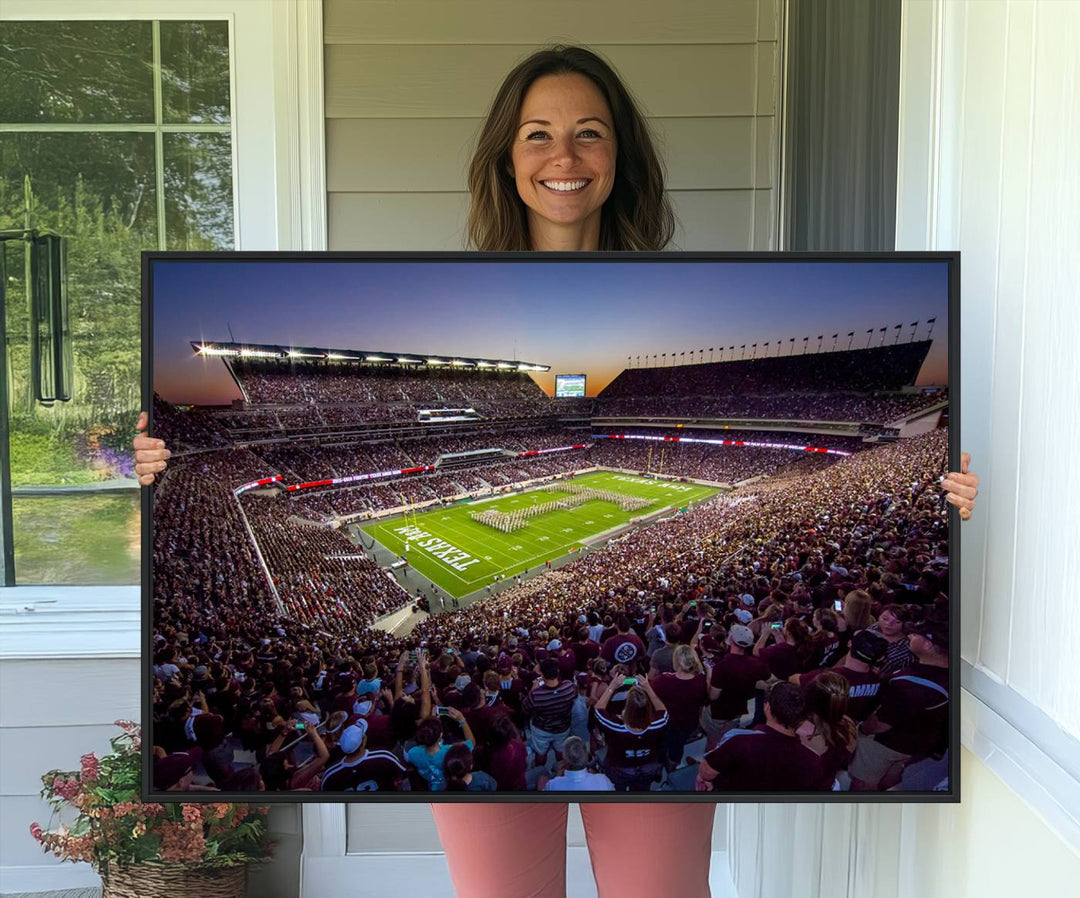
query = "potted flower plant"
(30, 720, 273, 898)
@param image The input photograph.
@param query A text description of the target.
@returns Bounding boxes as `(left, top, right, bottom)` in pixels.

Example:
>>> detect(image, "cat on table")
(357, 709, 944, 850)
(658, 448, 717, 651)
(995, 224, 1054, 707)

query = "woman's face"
(878, 610, 903, 638)
(509, 73, 616, 243)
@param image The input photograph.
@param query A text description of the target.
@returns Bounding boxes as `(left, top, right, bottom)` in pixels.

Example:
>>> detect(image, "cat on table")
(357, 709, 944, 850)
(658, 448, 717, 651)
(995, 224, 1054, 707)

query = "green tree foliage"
(1, 20, 233, 486)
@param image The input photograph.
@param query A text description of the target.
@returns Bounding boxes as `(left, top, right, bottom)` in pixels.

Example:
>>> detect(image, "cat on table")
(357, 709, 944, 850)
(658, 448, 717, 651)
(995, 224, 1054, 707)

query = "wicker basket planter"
(101, 863, 247, 898)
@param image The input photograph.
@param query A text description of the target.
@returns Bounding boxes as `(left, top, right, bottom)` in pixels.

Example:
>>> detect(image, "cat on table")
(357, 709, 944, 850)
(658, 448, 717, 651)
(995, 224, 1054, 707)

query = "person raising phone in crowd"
(135, 44, 980, 898)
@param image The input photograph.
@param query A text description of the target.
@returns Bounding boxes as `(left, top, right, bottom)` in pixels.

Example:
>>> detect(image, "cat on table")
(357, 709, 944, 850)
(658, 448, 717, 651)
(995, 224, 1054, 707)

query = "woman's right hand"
(133, 411, 170, 486)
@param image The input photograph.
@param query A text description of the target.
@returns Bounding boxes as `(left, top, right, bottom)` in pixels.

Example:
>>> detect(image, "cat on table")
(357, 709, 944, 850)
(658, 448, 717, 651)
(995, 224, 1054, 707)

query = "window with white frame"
(0, 18, 234, 586)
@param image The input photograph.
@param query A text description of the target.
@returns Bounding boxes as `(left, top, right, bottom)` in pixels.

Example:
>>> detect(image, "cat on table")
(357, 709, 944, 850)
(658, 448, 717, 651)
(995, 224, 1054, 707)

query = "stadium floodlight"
(238, 348, 280, 358)
(497, 362, 515, 369)
(476, 361, 493, 368)
(197, 345, 239, 356)
(397, 357, 423, 364)
(327, 352, 360, 360)
(287, 349, 324, 358)
(450, 359, 472, 366)
(426, 358, 448, 365)
(364, 355, 392, 362)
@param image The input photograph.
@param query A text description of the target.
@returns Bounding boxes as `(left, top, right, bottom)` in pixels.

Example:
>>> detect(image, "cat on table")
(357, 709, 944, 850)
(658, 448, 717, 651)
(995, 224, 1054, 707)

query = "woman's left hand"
(942, 452, 979, 521)
(133, 411, 170, 486)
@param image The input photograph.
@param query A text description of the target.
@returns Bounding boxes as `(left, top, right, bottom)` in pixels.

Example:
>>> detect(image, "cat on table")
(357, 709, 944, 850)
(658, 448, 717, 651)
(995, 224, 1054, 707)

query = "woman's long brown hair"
(803, 671, 857, 752)
(467, 46, 675, 251)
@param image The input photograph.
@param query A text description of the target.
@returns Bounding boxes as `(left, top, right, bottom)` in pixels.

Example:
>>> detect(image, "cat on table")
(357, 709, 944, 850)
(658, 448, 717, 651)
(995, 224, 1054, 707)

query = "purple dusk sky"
(152, 257, 951, 405)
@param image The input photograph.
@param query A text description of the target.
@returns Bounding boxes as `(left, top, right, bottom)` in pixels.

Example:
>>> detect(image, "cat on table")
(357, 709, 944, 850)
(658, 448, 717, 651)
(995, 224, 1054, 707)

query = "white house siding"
(324, 0, 782, 251)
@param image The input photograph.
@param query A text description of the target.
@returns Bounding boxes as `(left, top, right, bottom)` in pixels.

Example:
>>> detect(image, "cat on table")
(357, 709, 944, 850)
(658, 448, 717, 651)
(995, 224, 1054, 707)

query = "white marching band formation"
(469, 483, 654, 534)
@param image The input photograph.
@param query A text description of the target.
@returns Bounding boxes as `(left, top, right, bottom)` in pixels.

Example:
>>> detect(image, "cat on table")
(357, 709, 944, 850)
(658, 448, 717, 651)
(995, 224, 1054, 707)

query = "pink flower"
(29, 822, 44, 842)
(52, 778, 80, 801)
(80, 753, 100, 782)
(181, 805, 202, 824)
(160, 821, 206, 863)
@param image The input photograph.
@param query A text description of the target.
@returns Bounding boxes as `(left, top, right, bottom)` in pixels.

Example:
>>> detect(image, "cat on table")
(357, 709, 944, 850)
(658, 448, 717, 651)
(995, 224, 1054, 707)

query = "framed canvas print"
(143, 251, 959, 803)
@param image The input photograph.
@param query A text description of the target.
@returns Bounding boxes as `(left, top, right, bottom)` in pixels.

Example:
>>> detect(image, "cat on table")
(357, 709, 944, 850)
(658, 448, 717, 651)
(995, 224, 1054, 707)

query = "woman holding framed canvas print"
(136, 45, 979, 898)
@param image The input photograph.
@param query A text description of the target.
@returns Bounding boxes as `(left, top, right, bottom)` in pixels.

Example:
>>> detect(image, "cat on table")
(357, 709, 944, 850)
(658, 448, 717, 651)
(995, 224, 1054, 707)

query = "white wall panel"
(1005, 2, 1080, 730)
(326, 116, 768, 193)
(326, 44, 760, 120)
(897, 0, 1080, 739)
(0, 724, 121, 797)
(0, 659, 140, 728)
(669, 190, 757, 250)
(328, 192, 469, 250)
(952, 0, 1010, 678)
(325, 0, 762, 45)
(346, 802, 443, 853)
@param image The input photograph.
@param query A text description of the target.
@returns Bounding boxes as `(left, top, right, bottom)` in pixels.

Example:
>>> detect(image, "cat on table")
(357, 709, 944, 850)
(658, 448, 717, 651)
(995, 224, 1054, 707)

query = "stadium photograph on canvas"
(144, 252, 958, 803)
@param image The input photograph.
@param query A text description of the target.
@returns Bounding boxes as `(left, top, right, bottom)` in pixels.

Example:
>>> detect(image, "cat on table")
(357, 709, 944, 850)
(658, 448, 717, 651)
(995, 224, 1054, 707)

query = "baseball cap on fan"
(849, 630, 888, 664)
(699, 635, 723, 654)
(729, 624, 755, 648)
(339, 720, 369, 754)
(153, 748, 203, 790)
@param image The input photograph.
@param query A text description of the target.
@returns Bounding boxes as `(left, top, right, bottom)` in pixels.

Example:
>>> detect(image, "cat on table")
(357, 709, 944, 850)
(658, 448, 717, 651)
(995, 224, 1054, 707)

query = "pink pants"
(431, 802, 716, 898)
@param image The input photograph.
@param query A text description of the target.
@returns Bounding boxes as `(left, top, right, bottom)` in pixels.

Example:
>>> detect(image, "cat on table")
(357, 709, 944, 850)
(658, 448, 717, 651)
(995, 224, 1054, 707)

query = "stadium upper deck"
(158, 340, 945, 449)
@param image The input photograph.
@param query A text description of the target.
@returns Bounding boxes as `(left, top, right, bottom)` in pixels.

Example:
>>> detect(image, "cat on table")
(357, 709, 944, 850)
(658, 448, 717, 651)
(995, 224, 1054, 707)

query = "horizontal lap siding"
(0, 659, 140, 869)
(325, 44, 760, 118)
(325, 0, 781, 252)
(324, 0, 762, 45)
(327, 117, 769, 192)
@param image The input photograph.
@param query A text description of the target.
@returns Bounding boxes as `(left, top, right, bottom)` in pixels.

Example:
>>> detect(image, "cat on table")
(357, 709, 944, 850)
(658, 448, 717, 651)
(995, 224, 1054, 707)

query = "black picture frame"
(142, 250, 960, 805)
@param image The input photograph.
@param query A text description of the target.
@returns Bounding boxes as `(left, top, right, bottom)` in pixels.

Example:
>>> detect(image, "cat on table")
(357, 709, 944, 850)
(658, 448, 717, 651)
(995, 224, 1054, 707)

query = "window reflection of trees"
(0, 20, 233, 583)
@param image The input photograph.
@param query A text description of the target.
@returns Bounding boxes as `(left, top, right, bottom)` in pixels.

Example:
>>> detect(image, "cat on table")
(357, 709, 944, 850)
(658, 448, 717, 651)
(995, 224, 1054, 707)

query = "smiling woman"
(509, 73, 617, 250)
(466, 45, 673, 252)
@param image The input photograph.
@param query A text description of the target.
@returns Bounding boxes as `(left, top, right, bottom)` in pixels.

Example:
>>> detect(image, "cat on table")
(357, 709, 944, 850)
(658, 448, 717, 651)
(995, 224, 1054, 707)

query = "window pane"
(0, 21, 154, 124)
(1, 132, 155, 489)
(2, 131, 152, 583)
(160, 21, 232, 124)
(164, 133, 235, 250)
(12, 493, 140, 585)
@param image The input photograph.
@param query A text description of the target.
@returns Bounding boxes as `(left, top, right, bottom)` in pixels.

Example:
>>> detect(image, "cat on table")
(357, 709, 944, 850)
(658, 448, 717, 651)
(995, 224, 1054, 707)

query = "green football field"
(359, 470, 720, 599)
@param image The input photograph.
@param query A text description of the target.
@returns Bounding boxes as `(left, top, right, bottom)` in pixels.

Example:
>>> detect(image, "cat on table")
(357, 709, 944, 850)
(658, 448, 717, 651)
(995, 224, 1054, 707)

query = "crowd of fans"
(155, 344, 943, 457)
(592, 391, 944, 423)
(152, 419, 952, 795)
(224, 362, 554, 429)
(602, 343, 934, 397)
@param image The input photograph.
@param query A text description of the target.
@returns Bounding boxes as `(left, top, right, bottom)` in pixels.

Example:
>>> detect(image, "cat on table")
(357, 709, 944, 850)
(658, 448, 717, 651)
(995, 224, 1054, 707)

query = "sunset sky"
(152, 257, 951, 405)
